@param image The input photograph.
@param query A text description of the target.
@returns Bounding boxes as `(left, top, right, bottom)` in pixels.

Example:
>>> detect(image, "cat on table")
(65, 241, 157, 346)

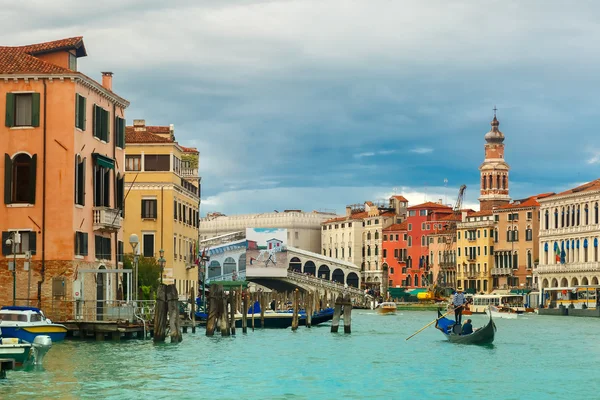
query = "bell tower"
(478, 109, 510, 211)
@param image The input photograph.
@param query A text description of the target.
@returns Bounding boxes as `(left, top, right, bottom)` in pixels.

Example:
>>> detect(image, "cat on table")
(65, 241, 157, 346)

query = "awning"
(93, 153, 115, 169)
(207, 281, 248, 289)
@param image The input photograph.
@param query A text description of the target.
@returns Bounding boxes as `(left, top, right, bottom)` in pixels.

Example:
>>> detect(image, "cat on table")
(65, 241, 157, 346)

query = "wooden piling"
(260, 292, 265, 328)
(220, 289, 230, 336)
(205, 284, 222, 336)
(167, 284, 183, 343)
(0, 359, 15, 379)
(292, 289, 299, 331)
(242, 290, 248, 333)
(331, 293, 344, 333)
(306, 291, 312, 328)
(190, 287, 196, 334)
(229, 290, 236, 335)
(154, 284, 168, 342)
(251, 292, 255, 331)
(343, 293, 352, 334)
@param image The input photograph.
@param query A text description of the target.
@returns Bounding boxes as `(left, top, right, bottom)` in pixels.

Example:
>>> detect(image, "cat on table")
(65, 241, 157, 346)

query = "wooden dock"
(58, 319, 202, 341)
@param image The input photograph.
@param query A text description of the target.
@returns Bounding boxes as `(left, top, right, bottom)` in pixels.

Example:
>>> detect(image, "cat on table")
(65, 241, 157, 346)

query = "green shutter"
(4, 154, 12, 204)
(5, 93, 15, 127)
(80, 95, 86, 131)
(104, 109, 110, 143)
(93, 105, 101, 138)
(74, 155, 78, 203)
(31, 93, 40, 127)
(82, 233, 88, 256)
(74, 232, 78, 255)
(29, 154, 37, 204)
(75, 94, 80, 129)
(29, 231, 36, 255)
(121, 118, 126, 148)
(81, 157, 86, 206)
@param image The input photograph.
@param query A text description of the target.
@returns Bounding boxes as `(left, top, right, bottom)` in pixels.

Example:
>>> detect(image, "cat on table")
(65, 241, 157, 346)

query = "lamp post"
(158, 249, 166, 284)
(5, 232, 20, 306)
(129, 234, 139, 302)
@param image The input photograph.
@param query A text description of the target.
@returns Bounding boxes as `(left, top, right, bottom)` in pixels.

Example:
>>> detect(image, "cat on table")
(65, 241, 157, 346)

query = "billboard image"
(246, 228, 288, 278)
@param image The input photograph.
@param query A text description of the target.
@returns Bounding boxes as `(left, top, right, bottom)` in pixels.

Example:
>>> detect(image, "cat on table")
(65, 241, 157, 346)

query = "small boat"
(0, 306, 67, 342)
(377, 302, 398, 315)
(485, 305, 519, 319)
(435, 309, 496, 345)
(0, 327, 52, 366)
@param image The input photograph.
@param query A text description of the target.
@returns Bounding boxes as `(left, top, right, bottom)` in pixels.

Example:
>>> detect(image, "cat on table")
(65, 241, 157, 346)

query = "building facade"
(456, 211, 495, 293)
(200, 210, 335, 254)
(0, 37, 129, 314)
(382, 222, 408, 288)
(536, 180, 600, 293)
(492, 194, 552, 290)
(428, 229, 457, 288)
(123, 120, 200, 296)
(478, 114, 511, 212)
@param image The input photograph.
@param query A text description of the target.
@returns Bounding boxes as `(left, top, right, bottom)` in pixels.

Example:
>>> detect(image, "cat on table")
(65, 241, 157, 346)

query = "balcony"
(93, 207, 122, 232)
(492, 268, 512, 276)
(540, 225, 599, 238)
(535, 262, 600, 274)
(180, 167, 199, 178)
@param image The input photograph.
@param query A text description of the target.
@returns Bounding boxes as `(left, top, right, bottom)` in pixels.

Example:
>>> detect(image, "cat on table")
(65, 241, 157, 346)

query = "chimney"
(169, 124, 175, 140)
(346, 206, 352, 217)
(101, 72, 113, 91)
(438, 199, 443, 204)
(133, 119, 146, 131)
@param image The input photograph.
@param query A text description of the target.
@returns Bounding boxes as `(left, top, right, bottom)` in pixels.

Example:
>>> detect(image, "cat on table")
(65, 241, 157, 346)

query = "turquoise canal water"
(2, 311, 600, 399)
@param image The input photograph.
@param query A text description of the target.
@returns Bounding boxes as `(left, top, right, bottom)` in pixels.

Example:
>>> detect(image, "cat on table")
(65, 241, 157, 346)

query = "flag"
(555, 244, 560, 262)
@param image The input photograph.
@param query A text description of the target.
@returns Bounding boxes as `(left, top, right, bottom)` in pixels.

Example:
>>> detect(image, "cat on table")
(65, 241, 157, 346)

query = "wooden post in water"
(292, 289, 299, 331)
(306, 291, 312, 328)
(220, 289, 230, 336)
(167, 284, 183, 343)
(260, 292, 265, 328)
(343, 293, 352, 334)
(154, 284, 168, 342)
(229, 290, 236, 335)
(242, 290, 248, 333)
(251, 292, 255, 331)
(190, 287, 196, 334)
(205, 284, 222, 336)
(330, 293, 344, 333)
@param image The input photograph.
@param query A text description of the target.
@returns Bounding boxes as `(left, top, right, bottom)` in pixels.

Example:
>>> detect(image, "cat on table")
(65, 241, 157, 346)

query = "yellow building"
(456, 210, 495, 293)
(124, 120, 200, 296)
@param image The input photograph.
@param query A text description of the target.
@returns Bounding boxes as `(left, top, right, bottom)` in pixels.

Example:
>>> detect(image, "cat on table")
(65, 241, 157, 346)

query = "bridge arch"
(223, 257, 236, 275)
(332, 268, 344, 284)
(347, 272, 359, 288)
(208, 260, 222, 278)
(318, 265, 330, 280)
(304, 261, 316, 276)
(289, 257, 302, 272)
(238, 254, 246, 271)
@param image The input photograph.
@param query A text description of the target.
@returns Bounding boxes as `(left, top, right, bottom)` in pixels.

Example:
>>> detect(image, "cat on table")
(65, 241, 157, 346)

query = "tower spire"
(478, 111, 510, 211)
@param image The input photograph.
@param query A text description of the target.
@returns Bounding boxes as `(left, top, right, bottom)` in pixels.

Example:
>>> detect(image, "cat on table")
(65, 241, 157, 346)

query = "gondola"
(435, 308, 496, 345)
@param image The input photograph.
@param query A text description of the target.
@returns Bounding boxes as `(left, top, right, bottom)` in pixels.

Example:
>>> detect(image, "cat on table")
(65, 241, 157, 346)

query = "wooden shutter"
(4, 154, 12, 204)
(120, 118, 126, 148)
(74, 155, 78, 203)
(29, 231, 37, 255)
(74, 232, 79, 255)
(80, 95, 86, 131)
(81, 157, 86, 206)
(5, 93, 15, 127)
(82, 233, 88, 256)
(29, 154, 37, 204)
(141, 199, 146, 218)
(31, 93, 40, 127)
(104, 109, 110, 142)
(75, 94, 80, 128)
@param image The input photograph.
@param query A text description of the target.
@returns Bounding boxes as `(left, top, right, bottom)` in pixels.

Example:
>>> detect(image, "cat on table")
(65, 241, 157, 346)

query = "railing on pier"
(47, 300, 156, 323)
(286, 271, 365, 297)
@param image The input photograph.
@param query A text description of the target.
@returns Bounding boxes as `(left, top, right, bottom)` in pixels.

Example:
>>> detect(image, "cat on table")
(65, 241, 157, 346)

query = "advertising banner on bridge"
(245, 228, 288, 278)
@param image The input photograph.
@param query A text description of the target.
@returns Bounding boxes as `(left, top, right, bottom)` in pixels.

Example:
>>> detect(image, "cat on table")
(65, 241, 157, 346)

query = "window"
(408, 210, 416, 217)
(142, 233, 154, 257)
(5, 93, 40, 127)
(526, 228, 533, 241)
(408, 224, 412, 231)
(75, 94, 86, 130)
(116, 174, 125, 214)
(421, 223, 426, 230)
(383, 249, 387, 258)
(69, 53, 77, 71)
(419, 210, 427, 216)
(383, 235, 388, 241)
(93, 164, 111, 207)
(458, 232, 461, 240)
(295, 231, 299, 240)
(125, 155, 141, 172)
(173, 200, 178, 220)
(144, 155, 170, 171)
(348, 223, 352, 227)
(94, 235, 112, 260)
(4, 153, 37, 204)
(118, 241, 124, 263)
(1, 231, 36, 255)
(526, 211, 533, 220)
(374, 219, 379, 224)
(93, 105, 110, 142)
(141, 199, 157, 219)
(115, 117, 126, 148)
(74, 155, 86, 206)
(74, 232, 88, 256)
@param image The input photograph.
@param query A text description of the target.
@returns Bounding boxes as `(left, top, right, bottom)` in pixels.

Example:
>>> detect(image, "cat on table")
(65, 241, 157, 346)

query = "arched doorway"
(571, 277, 579, 286)
(332, 268, 344, 284)
(582, 277, 589, 285)
(304, 261, 316, 276)
(289, 257, 302, 272)
(347, 272, 359, 288)
(551, 278, 558, 287)
(238, 254, 246, 271)
(208, 260, 221, 278)
(560, 277, 568, 287)
(542, 278, 549, 289)
(592, 277, 599, 285)
(97, 265, 106, 321)
(223, 257, 236, 275)
(318, 265, 330, 280)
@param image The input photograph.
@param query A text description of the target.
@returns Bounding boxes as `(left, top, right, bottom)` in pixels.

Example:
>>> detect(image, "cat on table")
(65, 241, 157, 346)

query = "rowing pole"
(405, 305, 461, 341)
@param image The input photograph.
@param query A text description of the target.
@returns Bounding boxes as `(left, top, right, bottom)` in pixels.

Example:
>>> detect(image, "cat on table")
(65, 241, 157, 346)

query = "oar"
(405, 306, 460, 341)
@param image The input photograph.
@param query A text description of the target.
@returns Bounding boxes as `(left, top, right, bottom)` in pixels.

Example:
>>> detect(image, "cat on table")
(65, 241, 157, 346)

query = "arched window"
(544, 210, 549, 230)
(595, 238, 599, 262)
(596, 203, 599, 224)
(496, 175, 501, 189)
(4, 153, 37, 204)
(374, 245, 379, 256)
(572, 206, 576, 226)
(414, 275, 419, 287)
(362, 246, 365, 257)
(544, 242, 548, 264)
(527, 251, 532, 269)
(367, 232, 371, 240)
(367, 246, 371, 256)
(502, 175, 507, 190)
(577, 205, 581, 226)
(584, 239, 589, 262)
(561, 207, 565, 227)
(566, 207, 570, 227)
(406, 275, 412, 286)
(488, 175, 492, 189)
(554, 208, 559, 229)
(482, 175, 487, 189)
(585, 204, 589, 225)
(374, 231, 379, 240)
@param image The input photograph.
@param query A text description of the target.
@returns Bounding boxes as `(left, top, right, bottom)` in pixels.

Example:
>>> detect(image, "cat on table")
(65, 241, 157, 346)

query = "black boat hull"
(436, 309, 496, 345)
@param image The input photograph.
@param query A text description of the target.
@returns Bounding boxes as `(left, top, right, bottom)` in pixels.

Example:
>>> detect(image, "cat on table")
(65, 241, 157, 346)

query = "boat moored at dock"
(0, 306, 67, 342)
(0, 327, 52, 366)
(377, 302, 398, 315)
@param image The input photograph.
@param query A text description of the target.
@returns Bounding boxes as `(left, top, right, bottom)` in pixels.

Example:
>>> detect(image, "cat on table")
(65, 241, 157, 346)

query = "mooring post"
(220, 289, 230, 336)
(306, 291, 312, 328)
(0, 359, 15, 379)
(260, 292, 265, 328)
(242, 290, 248, 334)
(331, 293, 343, 333)
(190, 287, 196, 334)
(167, 284, 183, 343)
(206, 284, 221, 337)
(343, 293, 352, 334)
(292, 289, 299, 331)
(154, 284, 168, 342)
(251, 292, 255, 331)
(229, 290, 236, 335)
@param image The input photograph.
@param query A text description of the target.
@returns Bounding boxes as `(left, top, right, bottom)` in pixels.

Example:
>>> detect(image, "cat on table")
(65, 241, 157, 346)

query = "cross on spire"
(493, 105, 497, 117)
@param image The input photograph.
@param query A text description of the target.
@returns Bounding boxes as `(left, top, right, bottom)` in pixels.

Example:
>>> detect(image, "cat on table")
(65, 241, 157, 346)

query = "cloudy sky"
(4, 0, 599, 214)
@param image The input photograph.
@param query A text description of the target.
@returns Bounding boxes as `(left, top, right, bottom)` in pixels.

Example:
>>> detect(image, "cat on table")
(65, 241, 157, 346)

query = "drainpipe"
(112, 103, 117, 298)
(37, 79, 47, 307)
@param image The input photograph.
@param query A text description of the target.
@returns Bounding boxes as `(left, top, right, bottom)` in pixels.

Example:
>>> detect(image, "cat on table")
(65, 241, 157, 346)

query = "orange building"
(381, 222, 408, 288)
(0, 37, 129, 316)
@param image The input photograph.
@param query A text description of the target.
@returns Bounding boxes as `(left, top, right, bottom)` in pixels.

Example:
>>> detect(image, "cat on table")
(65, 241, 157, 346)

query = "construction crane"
(436, 184, 467, 288)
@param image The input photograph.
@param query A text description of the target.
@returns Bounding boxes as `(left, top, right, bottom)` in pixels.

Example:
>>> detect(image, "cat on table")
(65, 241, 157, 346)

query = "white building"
(536, 179, 600, 291)
(199, 210, 337, 254)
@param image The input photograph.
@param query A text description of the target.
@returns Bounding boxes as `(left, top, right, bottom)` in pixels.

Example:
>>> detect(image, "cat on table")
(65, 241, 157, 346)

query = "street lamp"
(5, 232, 20, 306)
(129, 234, 139, 302)
(158, 249, 166, 284)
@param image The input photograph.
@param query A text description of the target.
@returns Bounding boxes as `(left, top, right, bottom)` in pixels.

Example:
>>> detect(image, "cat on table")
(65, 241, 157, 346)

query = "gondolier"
(452, 288, 466, 325)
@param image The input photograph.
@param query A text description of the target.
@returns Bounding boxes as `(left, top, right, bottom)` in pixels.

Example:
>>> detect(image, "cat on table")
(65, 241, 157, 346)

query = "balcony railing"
(492, 268, 512, 276)
(93, 207, 122, 232)
(180, 167, 199, 178)
(535, 263, 600, 274)
(539, 225, 599, 238)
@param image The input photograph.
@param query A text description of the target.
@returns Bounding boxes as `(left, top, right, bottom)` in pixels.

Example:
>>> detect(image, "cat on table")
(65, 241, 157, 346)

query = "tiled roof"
(145, 126, 170, 134)
(125, 129, 172, 144)
(182, 146, 199, 154)
(383, 221, 408, 232)
(468, 210, 493, 217)
(407, 201, 451, 210)
(391, 195, 409, 202)
(495, 193, 556, 211)
(549, 179, 600, 198)
(15, 37, 85, 56)
(0, 37, 86, 75)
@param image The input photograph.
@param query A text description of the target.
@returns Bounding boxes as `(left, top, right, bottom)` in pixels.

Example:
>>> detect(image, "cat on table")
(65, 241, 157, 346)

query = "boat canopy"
(1, 306, 42, 313)
(207, 281, 249, 289)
